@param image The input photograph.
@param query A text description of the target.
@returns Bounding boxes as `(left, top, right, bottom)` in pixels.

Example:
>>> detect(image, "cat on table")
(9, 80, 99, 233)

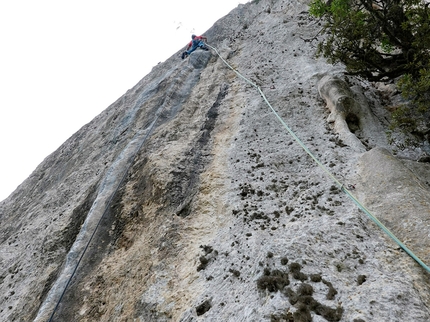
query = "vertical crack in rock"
(34, 127, 157, 321)
(171, 84, 229, 217)
(34, 55, 211, 322)
(37, 184, 98, 306)
(46, 184, 129, 321)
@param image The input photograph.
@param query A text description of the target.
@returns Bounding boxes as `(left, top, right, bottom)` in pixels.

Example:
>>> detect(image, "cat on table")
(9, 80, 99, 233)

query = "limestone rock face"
(1, 0, 429, 321)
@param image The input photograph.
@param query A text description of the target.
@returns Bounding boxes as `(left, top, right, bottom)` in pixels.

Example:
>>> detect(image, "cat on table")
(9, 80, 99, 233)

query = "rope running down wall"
(205, 43, 430, 273)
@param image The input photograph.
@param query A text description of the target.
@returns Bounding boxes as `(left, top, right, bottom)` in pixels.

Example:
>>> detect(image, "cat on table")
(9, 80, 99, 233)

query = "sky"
(0, 0, 248, 202)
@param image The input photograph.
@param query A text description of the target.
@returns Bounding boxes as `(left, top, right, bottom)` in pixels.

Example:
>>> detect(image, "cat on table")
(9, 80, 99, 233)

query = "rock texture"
(1, 0, 429, 321)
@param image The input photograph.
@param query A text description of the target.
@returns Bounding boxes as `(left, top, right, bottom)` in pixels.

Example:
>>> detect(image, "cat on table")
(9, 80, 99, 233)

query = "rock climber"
(181, 34, 208, 59)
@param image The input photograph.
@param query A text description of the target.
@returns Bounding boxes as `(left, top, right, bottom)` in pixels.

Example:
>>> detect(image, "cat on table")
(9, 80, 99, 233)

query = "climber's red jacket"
(187, 36, 206, 50)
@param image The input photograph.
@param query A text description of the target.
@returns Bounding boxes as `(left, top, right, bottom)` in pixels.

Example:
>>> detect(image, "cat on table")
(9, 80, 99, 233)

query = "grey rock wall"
(0, 0, 429, 321)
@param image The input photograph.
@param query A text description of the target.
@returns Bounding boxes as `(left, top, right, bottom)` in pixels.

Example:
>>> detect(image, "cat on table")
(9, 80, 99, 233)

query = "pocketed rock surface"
(1, 0, 429, 321)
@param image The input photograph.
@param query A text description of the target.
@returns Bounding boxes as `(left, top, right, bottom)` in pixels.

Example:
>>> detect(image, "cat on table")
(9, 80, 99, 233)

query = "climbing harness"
(206, 43, 430, 273)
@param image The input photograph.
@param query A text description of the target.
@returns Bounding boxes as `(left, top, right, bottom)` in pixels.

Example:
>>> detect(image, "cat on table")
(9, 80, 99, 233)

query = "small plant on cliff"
(309, 0, 430, 134)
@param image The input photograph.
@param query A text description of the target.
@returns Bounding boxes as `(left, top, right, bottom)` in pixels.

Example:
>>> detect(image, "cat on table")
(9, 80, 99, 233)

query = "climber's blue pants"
(186, 41, 205, 55)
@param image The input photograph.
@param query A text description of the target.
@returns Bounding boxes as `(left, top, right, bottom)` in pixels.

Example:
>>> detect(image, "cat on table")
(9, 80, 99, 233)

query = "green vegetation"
(309, 0, 430, 134)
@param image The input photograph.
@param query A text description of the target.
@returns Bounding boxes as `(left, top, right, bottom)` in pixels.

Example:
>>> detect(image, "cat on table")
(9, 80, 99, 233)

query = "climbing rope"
(206, 43, 430, 273)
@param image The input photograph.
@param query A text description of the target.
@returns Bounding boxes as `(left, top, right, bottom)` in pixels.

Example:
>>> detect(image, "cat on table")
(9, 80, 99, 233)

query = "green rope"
(206, 43, 430, 273)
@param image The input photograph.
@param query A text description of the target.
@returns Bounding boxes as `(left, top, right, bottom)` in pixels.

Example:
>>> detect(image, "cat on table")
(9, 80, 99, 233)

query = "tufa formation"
(1, 0, 429, 321)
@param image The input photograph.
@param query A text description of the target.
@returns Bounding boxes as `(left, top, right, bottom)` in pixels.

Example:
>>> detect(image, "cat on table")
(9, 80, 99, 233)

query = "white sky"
(0, 0, 248, 201)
